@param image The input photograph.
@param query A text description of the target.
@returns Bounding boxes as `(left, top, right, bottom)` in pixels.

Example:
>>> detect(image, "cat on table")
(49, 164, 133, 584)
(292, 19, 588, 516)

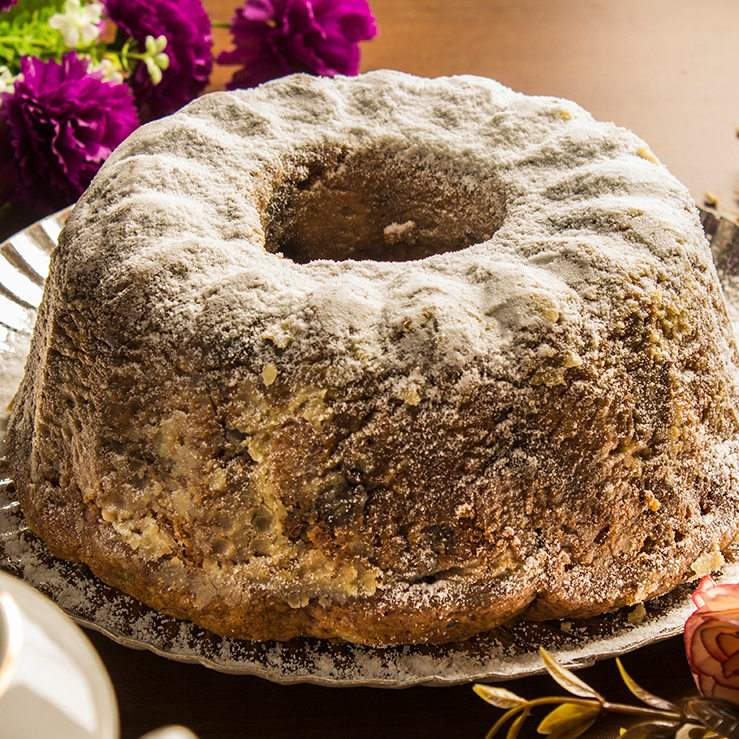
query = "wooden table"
(72, 1, 739, 736)
(88, 628, 696, 739)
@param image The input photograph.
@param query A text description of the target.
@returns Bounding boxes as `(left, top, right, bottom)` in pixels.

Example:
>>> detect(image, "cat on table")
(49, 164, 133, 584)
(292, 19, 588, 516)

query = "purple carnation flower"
(0, 52, 138, 212)
(218, 0, 378, 89)
(0, 1, 18, 11)
(102, 0, 213, 121)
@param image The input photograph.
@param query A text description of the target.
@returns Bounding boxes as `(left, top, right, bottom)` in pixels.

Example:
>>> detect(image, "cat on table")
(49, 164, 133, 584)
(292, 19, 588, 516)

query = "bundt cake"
(6, 70, 739, 646)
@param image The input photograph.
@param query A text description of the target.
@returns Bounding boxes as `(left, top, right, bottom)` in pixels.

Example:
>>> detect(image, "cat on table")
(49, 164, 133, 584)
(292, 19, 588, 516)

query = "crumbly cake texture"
(7, 70, 739, 646)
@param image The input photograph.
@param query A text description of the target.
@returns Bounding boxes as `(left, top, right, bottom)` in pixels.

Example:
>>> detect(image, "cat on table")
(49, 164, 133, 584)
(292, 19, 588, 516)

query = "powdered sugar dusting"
(4, 206, 739, 683)
(66, 70, 716, 386)
(0, 471, 726, 686)
(6, 73, 739, 649)
(5, 468, 739, 685)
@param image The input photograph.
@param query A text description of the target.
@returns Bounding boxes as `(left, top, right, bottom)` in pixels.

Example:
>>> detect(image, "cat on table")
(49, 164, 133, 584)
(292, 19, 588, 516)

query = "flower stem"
(485, 707, 530, 739)
(602, 700, 683, 722)
(0, 35, 49, 48)
(524, 696, 684, 722)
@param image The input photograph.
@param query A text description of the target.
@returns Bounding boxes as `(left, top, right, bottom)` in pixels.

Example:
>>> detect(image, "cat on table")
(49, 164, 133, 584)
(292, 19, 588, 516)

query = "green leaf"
(3, 0, 65, 19)
(485, 707, 527, 739)
(0, 8, 67, 71)
(473, 684, 528, 709)
(506, 711, 528, 739)
(615, 658, 681, 713)
(539, 648, 605, 702)
(688, 728, 716, 739)
(537, 702, 601, 739)
(687, 698, 739, 739)
(618, 721, 680, 739)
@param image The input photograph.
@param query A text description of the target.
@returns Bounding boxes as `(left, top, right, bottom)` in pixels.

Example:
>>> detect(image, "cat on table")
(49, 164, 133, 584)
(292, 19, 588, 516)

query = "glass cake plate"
(2, 207, 739, 688)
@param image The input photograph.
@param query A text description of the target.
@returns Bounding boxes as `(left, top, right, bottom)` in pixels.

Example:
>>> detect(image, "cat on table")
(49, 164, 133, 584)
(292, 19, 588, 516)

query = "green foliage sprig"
(0, 2, 66, 73)
(474, 648, 739, 739)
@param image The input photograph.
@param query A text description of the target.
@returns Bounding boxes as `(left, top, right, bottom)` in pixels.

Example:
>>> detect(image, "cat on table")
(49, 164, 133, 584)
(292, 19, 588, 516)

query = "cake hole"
(265, 147, 506, 263)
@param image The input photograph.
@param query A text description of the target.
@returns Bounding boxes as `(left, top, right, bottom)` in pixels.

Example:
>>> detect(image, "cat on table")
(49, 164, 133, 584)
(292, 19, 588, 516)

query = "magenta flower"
(101, 0, 213, 121)
(0, 52, 138, 212)
(218, 0, 378, 89)
(0, 1, 18, 11)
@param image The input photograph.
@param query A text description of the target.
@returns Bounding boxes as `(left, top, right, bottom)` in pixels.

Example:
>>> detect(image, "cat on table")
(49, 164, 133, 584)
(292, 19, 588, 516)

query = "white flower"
(143, 35, 170, 86)
(93, 57, 124, 84)
(49, 0, 103, 49)
(0, 66, 19, 94)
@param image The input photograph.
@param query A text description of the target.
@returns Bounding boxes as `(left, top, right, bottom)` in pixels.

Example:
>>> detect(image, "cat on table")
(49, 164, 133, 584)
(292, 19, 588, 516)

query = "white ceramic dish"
(0, 570, 200, 738)
(1, 207, 738, 688)
(0, 570, 118, 739)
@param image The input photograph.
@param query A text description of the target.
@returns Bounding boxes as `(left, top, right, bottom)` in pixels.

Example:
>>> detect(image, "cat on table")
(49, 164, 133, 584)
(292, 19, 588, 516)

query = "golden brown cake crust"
(7, 70, 739, 646)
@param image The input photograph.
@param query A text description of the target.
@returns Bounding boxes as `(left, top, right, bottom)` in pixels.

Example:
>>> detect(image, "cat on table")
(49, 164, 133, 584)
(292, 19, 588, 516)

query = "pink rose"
(684, 575, 739, 703)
